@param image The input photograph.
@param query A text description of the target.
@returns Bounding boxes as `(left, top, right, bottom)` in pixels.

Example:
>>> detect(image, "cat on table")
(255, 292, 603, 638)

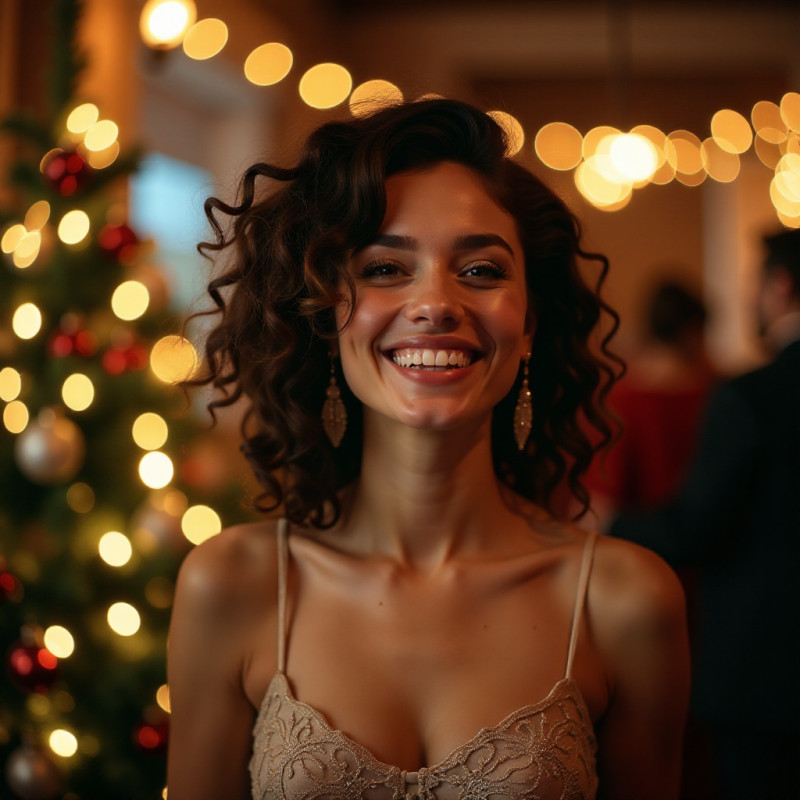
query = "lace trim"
(250, 672, 598, 800)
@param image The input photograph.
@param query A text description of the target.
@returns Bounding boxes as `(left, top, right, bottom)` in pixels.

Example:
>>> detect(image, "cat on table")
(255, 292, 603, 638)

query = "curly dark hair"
(190, 98, 622, 527)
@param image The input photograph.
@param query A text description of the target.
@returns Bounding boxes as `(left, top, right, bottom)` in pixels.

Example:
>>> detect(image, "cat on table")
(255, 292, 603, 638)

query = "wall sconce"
(139, 0, 197, 50)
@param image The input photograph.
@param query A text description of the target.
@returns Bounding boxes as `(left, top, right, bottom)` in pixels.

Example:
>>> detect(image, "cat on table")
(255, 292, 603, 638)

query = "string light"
(132, 412, 168, 450)
(1, 223, 26, 253)
(61, 373, 95, 412)
(349, 79, 403, 117)
(299, 63, 352, 109)
(66, 482, 95, 513)
(3, 400, 29, 434)
(43, 626, 75, 658)
(244, 43, 293, 86)
(66, 103, 99, 134)
(111, 280, 150, 321)
(183, 18, 228, 60)
(156, 684, 171, 712)
(57, 210, 90, 245)
(12, 302, 43, 340)
(98, 531, 133, 567)
(83, 120, 119, 152)
(140, 0, 197, 50)
(24, 200, 51, 231)
(487, 111, 525, 157)
(0, 367, 22, 401)
(149, 335, 198, 384)
(107, 602, 141, 636)
(49, 729, 79, 758)
(181, 504, 222, 545)
(139, 451, 174, 489)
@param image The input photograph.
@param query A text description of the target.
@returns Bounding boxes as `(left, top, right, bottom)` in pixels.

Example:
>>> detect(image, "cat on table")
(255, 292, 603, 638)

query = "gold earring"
(322, 353, 347, 447)
(513, 355, 532, 451)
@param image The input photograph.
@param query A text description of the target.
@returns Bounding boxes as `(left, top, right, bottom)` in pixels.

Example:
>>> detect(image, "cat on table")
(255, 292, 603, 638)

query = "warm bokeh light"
(66, 103, 99, 134)
(666, 130, 703, 175)
(244, 43, 293, 86)
(13, 231, 42, 269)
(609, 133, 658, 181)
(755, 135, 782, 170)
(62, 373, 95, 412)
(146, 576, 175, 609)
(181, 504, 222, 545)
(783, 133, 800, 157)
(111, 280, 150, 321)
(0, 367, 22, 401)
(139, 451, 174, 489)
(349, 79, 403, 117)
(487, 110, 525, 157)
(2, 223, 26, 253)
(132, 412, 169, 450)
(24, 200, 51, 231)
(156, 684, 171, 713)
(701, 138, 741, 183)
(12, 302, 43, 340)
(582, 125, 620, 160)
(99, 531, 133, 567)
(534, 122, 583, 171)
(780, 92, 800, 134)
(86, 141, 120, 170)
(183, 18, 228, 60)
(777, 209, 800, 228)
(107, 602, 141, 636)
(3, 400, 29, 434)
(299, 63, 352, 109)
(149, 335, 198, 383)
(770, 177, 800, 218)
(710, 109, 753, 155)
(58, 209, 90, 245)
(140, 0, 197, 49)
(66, 482, 95, 513)
(675, 169, 707, 187)
(162, 488, 188, 516)
(49, 729, 78, 757)
(575, 158, 632, 208)
(83, 120, 119, 152)
(44, 626, 75, 658)
(752, 100, 787, 144)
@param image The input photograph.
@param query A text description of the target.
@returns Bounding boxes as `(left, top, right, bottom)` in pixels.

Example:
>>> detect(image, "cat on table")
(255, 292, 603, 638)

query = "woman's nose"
(403, 270, 464, 326)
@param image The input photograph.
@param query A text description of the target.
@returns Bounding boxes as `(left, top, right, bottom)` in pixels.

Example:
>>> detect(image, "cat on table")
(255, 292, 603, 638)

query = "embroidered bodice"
(250, 521, 599, 800)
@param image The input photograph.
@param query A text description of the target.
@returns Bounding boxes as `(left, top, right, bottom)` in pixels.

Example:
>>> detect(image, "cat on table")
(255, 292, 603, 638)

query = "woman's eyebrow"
(356, 232, 514, 256)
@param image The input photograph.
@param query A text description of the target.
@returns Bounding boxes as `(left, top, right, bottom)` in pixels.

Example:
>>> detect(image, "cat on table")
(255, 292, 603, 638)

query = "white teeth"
(391, 349, 474, 369)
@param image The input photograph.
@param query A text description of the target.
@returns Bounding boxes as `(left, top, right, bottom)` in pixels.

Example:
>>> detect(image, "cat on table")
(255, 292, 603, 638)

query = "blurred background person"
(609, 228, 800, 800)
(584, 279, 716, 531)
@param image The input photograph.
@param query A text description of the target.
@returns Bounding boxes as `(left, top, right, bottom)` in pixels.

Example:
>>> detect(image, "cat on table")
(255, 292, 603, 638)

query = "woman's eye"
(461, 261, 509, 281)
(358, 260, 403, 279)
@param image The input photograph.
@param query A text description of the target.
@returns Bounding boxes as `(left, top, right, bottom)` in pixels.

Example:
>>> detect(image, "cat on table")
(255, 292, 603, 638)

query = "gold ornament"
(14, 408, 85, 485)
(322, 356, 347, 447)
(513, 356, 532, 451)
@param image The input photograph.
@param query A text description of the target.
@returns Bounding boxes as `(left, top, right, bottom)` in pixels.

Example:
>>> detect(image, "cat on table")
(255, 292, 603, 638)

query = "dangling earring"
(513, 355, 532, 451)
(322, 353, 347, 447)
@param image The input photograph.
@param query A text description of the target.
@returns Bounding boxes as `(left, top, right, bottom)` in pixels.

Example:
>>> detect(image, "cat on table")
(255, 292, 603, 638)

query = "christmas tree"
(0, 1, 249, 797)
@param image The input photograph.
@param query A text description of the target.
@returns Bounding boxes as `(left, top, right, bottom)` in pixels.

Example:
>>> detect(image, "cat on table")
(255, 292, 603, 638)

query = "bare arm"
(167, 525, 276, 800)
(591, 538, 691, 800)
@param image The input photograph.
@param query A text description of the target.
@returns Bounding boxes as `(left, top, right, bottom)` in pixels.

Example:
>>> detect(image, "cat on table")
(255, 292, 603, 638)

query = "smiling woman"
(167, 99, 690, 800)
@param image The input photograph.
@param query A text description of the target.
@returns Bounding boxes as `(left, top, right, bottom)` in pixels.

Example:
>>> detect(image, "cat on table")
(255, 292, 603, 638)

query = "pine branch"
(0, 113, 52, 151)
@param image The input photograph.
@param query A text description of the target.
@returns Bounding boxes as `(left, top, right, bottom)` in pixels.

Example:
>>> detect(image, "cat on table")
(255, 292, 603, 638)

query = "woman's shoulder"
(174, 518, 283, 620)
(588, 534, 686, 651)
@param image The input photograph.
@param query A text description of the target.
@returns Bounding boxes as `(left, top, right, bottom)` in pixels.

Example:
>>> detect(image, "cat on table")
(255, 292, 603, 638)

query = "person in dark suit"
(609, 228, 800, 800)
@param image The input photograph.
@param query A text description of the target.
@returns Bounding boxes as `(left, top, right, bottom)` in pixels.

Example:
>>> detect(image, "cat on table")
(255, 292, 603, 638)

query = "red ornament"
(42, 150, 91, 196)
(98, 223, 139, 263)
(0, 570, 23, 603)
(7, 642, 59, 693)
(47, 327, 98, 359)
(133, 719, 169, 753)
(124, 343, 148, 370)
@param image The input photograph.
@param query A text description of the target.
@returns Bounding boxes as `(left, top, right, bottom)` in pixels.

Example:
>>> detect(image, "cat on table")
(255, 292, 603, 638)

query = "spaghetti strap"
(276, 518, 290, 674)
(565, 530, 598, 679)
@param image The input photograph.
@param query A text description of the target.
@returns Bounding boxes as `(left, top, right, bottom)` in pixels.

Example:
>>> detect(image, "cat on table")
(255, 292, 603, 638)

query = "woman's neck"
(339, 410, 519, 569)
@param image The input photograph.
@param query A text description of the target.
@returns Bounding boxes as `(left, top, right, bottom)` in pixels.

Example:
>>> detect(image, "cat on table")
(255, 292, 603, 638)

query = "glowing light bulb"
(3, 400, 29, 434)
(49, 729, 78, 757)
(140, 0, 197, 49)
(132, 412, 168, 450)
(61, 373, 95, 412)
(149, 335, 198, 383)
(12, 302, 42, 340)
(99, 531, 133, 567)
(299, 63, 352, 109)
(24, 200, 51, 231)
(111, 280, 150, 320)
(609, 133, 658, 181)
(66, 482, 95, 513)
(58, 210, 90, 245)
(83, 120, 119, 152)
(183, 18, 228, 60)
(156, 684, 171, 712)
(107, 602, 141, 636)
(66, 103, 99, 134)
(44, 626, 75, 658)
(181, 504, 222, 545)
(1, 223, 26, 253)
(139, 451, 174, 489)
(244, 43, 293, 86)
(0, 367, 22, 401)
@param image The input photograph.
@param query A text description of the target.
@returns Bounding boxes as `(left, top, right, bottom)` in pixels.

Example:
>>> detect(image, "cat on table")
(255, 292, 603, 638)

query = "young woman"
(166, 99, 689, 800)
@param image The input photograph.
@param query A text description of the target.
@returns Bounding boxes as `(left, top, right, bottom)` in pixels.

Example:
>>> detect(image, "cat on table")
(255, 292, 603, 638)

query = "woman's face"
(337, 161, 533, 433)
